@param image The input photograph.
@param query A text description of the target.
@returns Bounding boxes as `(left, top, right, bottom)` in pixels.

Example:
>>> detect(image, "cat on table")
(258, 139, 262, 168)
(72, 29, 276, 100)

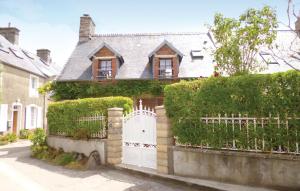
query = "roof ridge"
(92, 32, 207, 37)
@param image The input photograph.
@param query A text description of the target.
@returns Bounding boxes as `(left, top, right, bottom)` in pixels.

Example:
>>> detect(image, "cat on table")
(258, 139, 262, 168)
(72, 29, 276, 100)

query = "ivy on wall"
(41, 80, 178, 101)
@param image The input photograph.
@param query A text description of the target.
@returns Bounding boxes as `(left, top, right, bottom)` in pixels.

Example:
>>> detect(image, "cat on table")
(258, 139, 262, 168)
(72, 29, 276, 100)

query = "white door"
(122, 100, 157, 169)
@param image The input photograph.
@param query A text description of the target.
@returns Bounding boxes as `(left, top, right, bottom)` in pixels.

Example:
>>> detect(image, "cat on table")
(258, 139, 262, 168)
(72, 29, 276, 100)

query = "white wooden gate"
(122, 100, 157, 169)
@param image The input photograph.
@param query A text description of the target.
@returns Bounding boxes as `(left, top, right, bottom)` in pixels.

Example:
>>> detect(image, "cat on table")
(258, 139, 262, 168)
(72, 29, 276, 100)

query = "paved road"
(0, 140, 201, 191)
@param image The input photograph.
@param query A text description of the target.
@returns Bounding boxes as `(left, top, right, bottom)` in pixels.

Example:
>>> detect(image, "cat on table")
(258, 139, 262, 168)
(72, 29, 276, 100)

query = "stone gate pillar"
(107, 107, 123, 165)
(155, 105, 174, 174)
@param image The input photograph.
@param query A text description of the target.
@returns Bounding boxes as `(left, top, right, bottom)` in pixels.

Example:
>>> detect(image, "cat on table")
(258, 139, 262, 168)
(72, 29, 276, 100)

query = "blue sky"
(0, 0, 299, 66)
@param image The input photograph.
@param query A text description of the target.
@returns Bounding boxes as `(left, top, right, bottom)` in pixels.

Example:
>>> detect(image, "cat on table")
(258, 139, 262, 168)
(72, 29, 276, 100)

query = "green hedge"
(44, 80, 174, 101)
(164, 70, 300, 149)
(47, 96, 133, 138)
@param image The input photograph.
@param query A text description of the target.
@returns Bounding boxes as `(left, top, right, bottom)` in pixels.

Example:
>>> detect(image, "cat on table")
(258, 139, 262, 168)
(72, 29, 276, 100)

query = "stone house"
(0, 26, 59, 135)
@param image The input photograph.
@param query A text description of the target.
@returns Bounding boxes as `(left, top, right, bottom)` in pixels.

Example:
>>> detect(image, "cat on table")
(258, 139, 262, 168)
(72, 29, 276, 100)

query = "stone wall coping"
(173, 146, 300, 161)
(47, 135, 107, 143)
(108, 107, 124, 111)
(155, 105, 165, 110)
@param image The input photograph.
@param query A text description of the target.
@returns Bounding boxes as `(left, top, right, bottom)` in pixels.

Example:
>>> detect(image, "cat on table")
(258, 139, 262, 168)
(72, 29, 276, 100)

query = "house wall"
(0, 62, 46, 134)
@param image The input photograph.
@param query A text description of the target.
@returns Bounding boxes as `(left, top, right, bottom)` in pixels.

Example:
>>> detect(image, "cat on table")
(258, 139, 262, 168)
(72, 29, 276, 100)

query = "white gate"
(122, 100, 157, 169)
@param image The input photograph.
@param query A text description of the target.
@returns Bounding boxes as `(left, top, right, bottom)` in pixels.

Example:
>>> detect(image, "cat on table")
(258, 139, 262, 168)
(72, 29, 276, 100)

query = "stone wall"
(173, 146, 300, 190)
(47, 136, 107, 165)
(155, 105, 174, 174)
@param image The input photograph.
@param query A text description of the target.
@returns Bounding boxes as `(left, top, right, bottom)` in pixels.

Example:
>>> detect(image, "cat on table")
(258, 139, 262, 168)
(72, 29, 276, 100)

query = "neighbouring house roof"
(258, 30, 300, 73)
(58, 32, 216, 81)
(0, 35, 59, 78)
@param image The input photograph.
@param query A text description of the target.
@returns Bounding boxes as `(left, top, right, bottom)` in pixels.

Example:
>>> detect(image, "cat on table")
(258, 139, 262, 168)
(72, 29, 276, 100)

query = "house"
(58, 14, 216, 107)
(0, 26, 59, 135)
(58, 14, 300, 108)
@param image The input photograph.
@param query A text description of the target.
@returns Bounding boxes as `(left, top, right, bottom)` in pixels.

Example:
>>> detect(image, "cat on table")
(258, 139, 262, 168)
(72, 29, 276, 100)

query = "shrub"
(19, 129, 33, 139)
(47, 96, 133, 138)
(0, 135, 8, 146)
(53, 152, 76, 166)
(164, 70, 300, 147)
(29, 128, 46, 146)
(6, 133, 17, 143)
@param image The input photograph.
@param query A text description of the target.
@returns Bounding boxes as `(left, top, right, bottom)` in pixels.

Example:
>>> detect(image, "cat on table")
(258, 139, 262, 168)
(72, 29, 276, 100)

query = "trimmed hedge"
(164, 70, 300, 148)
(165, 70, 300, 118)
(47, 96, 133, 138)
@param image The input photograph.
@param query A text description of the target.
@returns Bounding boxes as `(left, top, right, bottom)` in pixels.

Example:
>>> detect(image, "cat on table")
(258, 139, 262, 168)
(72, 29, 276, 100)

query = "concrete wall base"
(47, 136, 107, 165)
(173, 146, 300, 190)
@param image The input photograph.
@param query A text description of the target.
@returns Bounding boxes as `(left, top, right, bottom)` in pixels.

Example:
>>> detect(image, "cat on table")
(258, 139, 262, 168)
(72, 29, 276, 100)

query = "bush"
(6, 133, 17, 143)
(53, 152, 76, 166)
(164, 70, 300, 146)
(0, 135, 8, 146)
(47, 96, 133, 138)
(19, 129, 33, 139)
(29, 128, 46, 146)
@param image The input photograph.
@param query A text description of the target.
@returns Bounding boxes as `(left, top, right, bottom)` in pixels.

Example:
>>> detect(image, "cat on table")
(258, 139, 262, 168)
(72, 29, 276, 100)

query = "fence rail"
(50, 114, 107, 139)
(176, 114, 300, 155)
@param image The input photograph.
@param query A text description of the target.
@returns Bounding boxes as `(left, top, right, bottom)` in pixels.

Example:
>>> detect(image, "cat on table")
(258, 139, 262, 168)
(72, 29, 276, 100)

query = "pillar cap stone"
(155, 105, 165, 110)
(108, 107, 124, 111)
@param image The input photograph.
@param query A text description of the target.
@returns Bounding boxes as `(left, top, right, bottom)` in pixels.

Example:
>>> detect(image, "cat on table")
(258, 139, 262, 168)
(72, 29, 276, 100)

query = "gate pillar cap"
(108, 108, 124, 111)
(155, 105, 164, 110)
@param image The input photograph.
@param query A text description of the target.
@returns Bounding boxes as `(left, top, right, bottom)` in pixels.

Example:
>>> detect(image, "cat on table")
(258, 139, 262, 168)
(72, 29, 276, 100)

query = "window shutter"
(0, 104, 8, 132)
(37, 107, 43, 128)
(25, 106, 31, 129)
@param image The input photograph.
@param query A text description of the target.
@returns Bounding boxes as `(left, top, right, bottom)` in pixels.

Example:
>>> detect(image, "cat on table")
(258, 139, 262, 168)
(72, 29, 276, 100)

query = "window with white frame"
(159, 59, 173, 78)
(29, 75, 39, 97)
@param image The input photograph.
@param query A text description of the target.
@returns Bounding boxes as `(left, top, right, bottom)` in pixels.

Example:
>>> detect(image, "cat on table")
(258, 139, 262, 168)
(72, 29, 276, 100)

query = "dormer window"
(191, 50, 204, 60)
(149, 40, 184, 79)
(98, 60, 112, 79)
(159, 59, 173, 78)
(89, 43, 123, 81)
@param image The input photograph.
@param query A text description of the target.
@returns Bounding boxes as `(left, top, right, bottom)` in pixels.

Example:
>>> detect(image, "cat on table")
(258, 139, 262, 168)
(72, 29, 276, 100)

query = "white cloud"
(0, 14, 77, 68)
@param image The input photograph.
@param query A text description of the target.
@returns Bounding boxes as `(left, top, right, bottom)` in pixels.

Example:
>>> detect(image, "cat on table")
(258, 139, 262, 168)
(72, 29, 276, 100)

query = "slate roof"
(258, 30, 300, 73)
(59, 30, 300, 81)
(0, 35, 59, 78)
(58, 32, 216, 81)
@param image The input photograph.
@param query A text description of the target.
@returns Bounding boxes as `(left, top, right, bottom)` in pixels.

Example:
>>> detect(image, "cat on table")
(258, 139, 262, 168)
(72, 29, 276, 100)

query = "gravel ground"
(0, 140, 202, 191)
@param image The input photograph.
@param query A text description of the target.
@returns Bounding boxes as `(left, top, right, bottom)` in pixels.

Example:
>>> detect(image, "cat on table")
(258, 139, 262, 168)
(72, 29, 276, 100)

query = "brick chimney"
(295, 17, 300, 35)
(37, 49, 51, 64)
(79, 14, 95, 43)
(0, 25, 20, 45)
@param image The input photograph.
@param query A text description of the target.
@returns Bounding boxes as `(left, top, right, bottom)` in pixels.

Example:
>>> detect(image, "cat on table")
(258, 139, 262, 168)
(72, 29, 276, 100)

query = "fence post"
(107, 107, 123, 165)
(155, 105, 174, 174)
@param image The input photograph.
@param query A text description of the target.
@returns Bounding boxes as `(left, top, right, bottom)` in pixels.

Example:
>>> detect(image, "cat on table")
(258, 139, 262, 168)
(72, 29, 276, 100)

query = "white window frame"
(29, 75, 39, 98)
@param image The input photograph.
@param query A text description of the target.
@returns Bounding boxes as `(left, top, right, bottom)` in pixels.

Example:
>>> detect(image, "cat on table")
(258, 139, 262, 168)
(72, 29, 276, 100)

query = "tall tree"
(212, 6, 278, 76)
